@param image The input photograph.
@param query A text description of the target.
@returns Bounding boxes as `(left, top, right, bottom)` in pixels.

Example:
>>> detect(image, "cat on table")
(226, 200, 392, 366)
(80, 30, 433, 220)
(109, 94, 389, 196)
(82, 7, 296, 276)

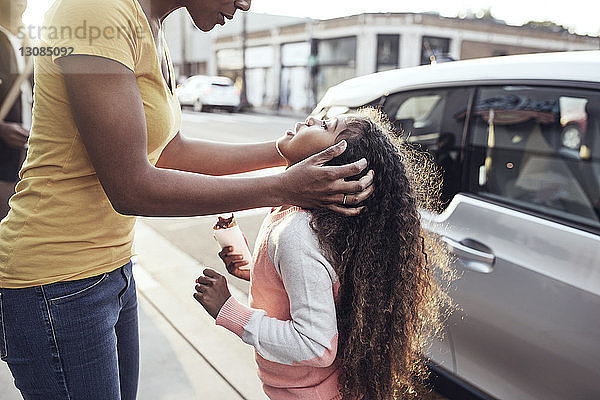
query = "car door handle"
(442, 237, 495, 273)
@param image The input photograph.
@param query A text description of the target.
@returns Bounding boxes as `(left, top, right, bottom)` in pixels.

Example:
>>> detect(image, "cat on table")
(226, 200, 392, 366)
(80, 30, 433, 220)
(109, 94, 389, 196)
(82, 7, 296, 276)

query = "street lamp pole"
(240, 12, 249, 110)
(181, 10, 187, 77)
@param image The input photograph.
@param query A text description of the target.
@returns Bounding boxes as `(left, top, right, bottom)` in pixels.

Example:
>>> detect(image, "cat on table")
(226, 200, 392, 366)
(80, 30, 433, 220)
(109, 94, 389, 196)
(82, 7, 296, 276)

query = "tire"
(193, 99, 204, 112)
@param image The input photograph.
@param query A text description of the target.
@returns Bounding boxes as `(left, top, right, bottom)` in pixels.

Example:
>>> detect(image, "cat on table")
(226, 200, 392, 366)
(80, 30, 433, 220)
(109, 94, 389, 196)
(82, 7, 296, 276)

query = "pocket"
(0, 292, 7, 359)
(45, 273, 109, 304)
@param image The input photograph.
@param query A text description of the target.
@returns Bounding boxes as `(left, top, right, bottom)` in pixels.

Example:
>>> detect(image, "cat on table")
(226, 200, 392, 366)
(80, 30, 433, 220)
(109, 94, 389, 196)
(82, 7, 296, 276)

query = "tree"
(476, 8, 496, 21)
(523, 20, 570, 34)
(459, 8, 505, 24)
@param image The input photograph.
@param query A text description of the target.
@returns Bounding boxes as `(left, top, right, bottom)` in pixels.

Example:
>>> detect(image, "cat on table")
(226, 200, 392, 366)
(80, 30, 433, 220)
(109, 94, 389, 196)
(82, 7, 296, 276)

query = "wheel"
(193, 99, 203, 112)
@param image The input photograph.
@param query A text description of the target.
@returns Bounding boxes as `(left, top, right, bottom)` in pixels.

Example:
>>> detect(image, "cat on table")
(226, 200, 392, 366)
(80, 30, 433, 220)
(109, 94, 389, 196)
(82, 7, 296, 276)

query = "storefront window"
(245, 46, 274, 68)
(421, 36, 451, 65)
(244, 46, 275, 108)
(216, 48, 242, 70)
(376, 34, 399, 72)
(317, 37, 356, 66)
(314, 37, 357, 104)
(282, 42, 311, 67)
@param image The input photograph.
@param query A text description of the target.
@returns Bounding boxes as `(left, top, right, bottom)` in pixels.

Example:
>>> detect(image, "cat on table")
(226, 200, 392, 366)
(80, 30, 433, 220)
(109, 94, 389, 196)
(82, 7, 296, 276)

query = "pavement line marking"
(234, 207, 271, 218)
(131, 257, 158, 289)
(135, 289, 248, 400)
(160, 208, 271, 232)
(181, 111, 300, 125)
(134, 220, 249, 304)
(161, 216, 211, 232)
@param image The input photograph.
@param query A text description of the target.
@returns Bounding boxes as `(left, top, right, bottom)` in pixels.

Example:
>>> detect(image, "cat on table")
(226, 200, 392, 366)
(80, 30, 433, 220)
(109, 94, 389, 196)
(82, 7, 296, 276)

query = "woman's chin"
(189, 16, 217, 32)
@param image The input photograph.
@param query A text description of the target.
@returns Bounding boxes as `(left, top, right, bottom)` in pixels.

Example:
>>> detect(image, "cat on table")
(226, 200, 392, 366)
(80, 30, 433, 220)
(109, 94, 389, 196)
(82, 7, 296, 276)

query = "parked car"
(176, 75, 241, 112)
(312, 51, 600, 400)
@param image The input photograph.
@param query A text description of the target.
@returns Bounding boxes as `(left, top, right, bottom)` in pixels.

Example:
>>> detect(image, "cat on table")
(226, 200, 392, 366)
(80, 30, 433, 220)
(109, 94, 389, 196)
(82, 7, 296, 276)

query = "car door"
(424, 85, 600, 399)
(382, 86, 475, 375)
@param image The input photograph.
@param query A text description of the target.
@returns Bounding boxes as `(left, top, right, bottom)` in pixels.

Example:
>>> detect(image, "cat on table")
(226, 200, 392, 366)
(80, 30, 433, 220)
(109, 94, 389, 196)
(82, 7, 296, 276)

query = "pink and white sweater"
(216, 206, 342, 400)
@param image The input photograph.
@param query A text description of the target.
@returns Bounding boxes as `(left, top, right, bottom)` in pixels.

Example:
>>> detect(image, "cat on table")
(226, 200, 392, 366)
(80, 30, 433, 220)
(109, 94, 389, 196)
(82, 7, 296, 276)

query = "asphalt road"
(141, 110, 299, 296)
(178, 109, 299, 143)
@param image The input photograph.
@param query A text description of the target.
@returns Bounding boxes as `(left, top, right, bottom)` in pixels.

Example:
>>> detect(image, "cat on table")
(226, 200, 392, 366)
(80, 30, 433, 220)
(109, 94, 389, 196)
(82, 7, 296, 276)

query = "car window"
(383, 87, 473, 208)
(395, 95, 442, 125)
(467, 86, 600, 230)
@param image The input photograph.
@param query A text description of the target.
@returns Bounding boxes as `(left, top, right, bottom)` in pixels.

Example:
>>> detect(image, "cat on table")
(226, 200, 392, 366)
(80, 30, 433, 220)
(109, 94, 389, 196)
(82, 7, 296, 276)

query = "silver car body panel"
(423, 195, 600, 297)
(422, 194, 600, 400)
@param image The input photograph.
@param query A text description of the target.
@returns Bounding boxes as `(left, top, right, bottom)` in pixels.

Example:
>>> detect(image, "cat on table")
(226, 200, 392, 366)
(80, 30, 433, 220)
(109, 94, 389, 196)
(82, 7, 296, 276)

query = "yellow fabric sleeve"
(42, 0, 142, 71)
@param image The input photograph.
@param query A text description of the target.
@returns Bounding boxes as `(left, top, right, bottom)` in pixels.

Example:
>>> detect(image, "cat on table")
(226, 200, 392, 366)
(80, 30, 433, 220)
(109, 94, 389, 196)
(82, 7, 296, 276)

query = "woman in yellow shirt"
(0, 0, 373, 398)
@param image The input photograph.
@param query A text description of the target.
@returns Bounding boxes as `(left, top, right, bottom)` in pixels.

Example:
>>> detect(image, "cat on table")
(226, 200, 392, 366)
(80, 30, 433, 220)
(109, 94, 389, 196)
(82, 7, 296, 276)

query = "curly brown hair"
(309, 108, 453, 399)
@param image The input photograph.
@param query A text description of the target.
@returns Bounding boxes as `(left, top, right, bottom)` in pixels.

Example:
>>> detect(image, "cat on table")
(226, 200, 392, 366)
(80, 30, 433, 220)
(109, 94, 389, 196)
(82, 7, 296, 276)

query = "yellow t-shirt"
(0, 0, 181, 288)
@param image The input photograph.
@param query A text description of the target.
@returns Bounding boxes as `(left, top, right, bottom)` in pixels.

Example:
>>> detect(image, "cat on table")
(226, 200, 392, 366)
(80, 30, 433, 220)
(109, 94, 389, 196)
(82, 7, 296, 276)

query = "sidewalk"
(246, 106, 307, 120)
(0, 220, 266, 400)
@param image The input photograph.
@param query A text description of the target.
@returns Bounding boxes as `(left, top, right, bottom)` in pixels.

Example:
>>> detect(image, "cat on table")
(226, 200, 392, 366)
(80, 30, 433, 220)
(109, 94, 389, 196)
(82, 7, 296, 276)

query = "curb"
(133, 220, 267, 400)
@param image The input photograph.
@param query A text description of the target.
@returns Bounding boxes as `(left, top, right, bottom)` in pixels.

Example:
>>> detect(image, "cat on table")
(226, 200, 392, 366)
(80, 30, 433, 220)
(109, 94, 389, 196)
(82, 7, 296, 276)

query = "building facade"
(164, 11, 600, 112)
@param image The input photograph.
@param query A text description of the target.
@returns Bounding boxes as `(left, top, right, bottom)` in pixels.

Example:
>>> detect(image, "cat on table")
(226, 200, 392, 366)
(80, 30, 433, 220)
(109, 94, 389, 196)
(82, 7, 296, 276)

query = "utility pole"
(240, 12, 249, 110)
(306, 19, 316, 113)
(308, 37, 318, 112)
(180, 10, 187, 77)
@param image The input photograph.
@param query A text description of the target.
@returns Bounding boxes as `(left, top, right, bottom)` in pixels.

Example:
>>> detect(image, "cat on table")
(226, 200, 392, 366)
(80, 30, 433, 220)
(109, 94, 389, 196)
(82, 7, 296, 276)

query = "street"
(178, 110, 298, 144)
(141, 110, 298, 296)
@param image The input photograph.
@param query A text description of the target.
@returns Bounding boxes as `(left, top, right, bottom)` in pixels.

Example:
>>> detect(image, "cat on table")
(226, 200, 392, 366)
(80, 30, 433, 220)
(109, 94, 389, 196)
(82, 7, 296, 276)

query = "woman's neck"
(138, 0, 181, 25)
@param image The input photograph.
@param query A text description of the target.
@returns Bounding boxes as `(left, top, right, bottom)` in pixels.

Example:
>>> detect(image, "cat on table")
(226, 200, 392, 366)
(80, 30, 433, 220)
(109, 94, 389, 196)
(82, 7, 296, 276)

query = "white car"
(176, 75, 241, 112)
(313, 51, 600, 400)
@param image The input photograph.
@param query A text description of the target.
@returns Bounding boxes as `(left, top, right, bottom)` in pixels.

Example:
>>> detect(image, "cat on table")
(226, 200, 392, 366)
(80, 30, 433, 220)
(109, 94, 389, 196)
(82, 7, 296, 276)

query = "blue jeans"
(0, 261, 138, 399)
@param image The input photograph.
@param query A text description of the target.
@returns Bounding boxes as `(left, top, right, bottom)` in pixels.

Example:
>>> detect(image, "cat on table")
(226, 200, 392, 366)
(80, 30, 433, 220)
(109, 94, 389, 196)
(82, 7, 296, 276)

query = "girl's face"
(185, 0, 250, 32)
(276, 116, 349, 165)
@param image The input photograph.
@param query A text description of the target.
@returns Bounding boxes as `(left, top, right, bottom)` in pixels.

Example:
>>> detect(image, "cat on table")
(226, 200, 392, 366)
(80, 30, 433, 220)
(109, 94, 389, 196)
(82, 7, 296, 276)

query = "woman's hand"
(0, 122, 29, 149)
(193, 268, 231, 319)
(280, 140, 375, 216)
(218, 246, 251, 281)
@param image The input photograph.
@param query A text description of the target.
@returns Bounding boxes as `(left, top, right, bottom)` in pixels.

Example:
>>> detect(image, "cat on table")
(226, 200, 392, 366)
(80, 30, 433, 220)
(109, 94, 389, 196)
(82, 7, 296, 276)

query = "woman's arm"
(155, 134, 286, 176)
(58, 55, 373, 217)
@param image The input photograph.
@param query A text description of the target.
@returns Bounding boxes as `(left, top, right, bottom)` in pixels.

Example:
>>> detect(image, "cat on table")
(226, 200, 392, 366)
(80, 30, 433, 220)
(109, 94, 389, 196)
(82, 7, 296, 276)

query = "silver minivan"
(312, 51, 600, 400)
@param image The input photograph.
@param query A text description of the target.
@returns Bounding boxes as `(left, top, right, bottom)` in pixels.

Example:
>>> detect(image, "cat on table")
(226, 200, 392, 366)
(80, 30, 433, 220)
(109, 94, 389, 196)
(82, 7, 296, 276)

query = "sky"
(22, 0, 600, 36)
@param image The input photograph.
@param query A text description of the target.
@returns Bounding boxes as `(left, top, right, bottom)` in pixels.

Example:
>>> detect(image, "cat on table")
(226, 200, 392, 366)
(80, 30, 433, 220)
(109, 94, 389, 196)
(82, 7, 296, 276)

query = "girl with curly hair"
(194, 108, 451, 399)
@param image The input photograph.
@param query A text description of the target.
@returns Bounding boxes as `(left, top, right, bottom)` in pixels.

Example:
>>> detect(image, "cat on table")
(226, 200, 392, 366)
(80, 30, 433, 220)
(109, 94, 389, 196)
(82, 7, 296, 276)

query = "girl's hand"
(279, 140, 375, 216)
(218, 246, 251, 281)
(193, 268, 231, 319)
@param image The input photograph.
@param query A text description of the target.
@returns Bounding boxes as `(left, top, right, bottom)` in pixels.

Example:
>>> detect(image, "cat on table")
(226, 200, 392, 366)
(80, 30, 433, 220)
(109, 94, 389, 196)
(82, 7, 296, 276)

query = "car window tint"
(383, 88, 472, 208)
(312, 98, 380, 121)
(395, 94, 442, 125)
(467, 86, 600, 230)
